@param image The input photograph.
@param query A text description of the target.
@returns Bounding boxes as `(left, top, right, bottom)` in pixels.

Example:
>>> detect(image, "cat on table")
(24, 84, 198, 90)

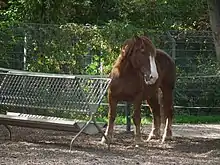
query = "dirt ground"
(0, 124, 220, 165)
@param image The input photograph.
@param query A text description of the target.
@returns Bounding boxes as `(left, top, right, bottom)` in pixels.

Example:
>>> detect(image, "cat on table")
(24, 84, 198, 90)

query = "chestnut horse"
(101, 35, 176, 145)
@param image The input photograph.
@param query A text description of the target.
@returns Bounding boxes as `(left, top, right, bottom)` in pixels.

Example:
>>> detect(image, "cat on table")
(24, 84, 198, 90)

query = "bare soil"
(0, 124, 220, 165)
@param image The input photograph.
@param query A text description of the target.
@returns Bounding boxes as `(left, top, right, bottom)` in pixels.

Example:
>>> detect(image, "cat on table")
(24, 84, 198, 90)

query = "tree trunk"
(207, 0, 220, 62)
(0, 0, 8, 9)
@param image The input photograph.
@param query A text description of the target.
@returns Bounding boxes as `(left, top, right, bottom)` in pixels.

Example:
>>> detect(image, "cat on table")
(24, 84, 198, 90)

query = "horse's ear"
(133, 35, 139, 40)
(121, 38, 135, 58)
(121, 44, 128, 57)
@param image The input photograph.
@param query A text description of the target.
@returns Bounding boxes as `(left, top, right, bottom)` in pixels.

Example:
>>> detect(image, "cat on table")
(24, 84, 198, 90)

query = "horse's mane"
(112, 38, 135, 69)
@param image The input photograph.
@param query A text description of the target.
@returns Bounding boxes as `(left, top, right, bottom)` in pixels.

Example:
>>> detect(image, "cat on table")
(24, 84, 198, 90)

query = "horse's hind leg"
(161, 87, 174, 143)
(101, 95, 117, 144)
(158, 88, 166, 130)
(146, 93, 161, 141)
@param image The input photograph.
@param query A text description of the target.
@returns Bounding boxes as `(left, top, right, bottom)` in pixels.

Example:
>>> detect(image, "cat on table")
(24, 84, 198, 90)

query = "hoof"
(100, 137, 107, 144)
(134, 137, 144, 147)
(100, 135, 112, 145)
(98, 138, 111, 150)
(98, 140, 107, 146)
(100, 138, 107, 145)
(146, 133, 160, 142)
(161, 135, 172, 144)
(161, 130, 172, 143)
(147, 128, 161, 142)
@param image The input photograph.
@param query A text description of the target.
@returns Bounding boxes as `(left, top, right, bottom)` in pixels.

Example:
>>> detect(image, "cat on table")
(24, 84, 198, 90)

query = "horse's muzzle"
(144, 74, 158, 85)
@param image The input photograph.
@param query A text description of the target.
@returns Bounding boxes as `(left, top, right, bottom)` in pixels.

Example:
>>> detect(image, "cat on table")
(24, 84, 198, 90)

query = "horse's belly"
(109, 78, 143, 102)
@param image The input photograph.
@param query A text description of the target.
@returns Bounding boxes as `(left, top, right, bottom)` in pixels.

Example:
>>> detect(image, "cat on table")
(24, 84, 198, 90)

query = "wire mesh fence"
(0, 23, 220, 117)
(0, 69, 111, 120)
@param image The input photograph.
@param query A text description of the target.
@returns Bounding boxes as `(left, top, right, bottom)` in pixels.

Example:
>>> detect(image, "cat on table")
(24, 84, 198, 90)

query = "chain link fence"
(0, 23, 220, 118)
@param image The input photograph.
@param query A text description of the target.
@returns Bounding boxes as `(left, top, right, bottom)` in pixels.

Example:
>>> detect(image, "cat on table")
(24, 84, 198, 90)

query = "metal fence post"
(22, 31, 29, 114)
(23, 32, 27, 71)
(125, 102, 131, 132)
(167, 31, 176, 62)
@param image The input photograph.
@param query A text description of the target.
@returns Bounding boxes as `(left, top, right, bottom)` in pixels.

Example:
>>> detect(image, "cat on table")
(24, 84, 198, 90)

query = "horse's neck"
(118, 61, 137, 76)
(111, 56, 137, 78)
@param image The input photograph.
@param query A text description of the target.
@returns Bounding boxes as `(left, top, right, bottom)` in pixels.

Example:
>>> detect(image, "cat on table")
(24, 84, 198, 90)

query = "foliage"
(175, 76, 220, 108)
(1, 0, 210, 29)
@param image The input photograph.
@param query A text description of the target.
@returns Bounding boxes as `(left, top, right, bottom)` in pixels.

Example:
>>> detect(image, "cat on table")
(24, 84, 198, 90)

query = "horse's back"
(156, 49, 176, 89)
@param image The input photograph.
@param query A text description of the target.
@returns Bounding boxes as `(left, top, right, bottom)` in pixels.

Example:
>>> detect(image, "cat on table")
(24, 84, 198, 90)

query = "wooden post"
(167, 31, 176, 62)
(207, 0, 220, 63)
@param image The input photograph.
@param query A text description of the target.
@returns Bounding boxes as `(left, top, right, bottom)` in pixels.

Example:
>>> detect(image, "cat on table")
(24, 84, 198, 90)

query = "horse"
(101, 35, 176, 146)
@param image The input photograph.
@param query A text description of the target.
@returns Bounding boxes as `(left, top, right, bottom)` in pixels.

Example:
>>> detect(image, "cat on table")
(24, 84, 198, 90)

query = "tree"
(207, 0, 220, 62)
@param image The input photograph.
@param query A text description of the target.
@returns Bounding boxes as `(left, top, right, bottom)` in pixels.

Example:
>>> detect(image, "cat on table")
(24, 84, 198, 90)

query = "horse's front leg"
(146, 93, 161, 141)
(101, 95, 117, 144)
(133, 94, 143, 146)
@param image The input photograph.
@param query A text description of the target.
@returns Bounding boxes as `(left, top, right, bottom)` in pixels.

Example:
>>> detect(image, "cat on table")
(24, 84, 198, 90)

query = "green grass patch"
(97, 115, 220, 125)
(96, 116, 152, 125)
(174, 115, 220, 124)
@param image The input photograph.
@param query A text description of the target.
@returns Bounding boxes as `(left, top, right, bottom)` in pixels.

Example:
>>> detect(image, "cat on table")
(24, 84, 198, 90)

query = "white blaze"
(147, 55, 158, 84)
(149, 56, 158, 79)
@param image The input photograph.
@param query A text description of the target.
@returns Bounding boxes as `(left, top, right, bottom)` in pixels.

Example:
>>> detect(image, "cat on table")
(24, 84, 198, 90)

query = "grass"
(174, 115, 220, 124)
(97, 115, 220, 125)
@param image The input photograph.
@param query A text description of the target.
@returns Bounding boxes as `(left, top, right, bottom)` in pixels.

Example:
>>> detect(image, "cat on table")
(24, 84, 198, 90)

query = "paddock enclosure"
(1, 24, 219, 117)
(0, 24, 220, 164)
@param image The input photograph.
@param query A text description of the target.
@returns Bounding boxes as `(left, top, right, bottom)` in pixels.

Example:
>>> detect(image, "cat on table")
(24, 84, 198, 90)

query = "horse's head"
(121, 35, 158, 85)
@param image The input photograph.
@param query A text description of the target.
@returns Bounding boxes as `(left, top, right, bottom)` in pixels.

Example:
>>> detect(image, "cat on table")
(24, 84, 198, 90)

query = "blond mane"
(112, 38, 134, 69)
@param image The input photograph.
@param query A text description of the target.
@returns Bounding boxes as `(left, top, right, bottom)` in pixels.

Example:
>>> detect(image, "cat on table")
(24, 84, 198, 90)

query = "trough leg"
(2, 124, 12, 140)
(70, 117, 93, 150)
